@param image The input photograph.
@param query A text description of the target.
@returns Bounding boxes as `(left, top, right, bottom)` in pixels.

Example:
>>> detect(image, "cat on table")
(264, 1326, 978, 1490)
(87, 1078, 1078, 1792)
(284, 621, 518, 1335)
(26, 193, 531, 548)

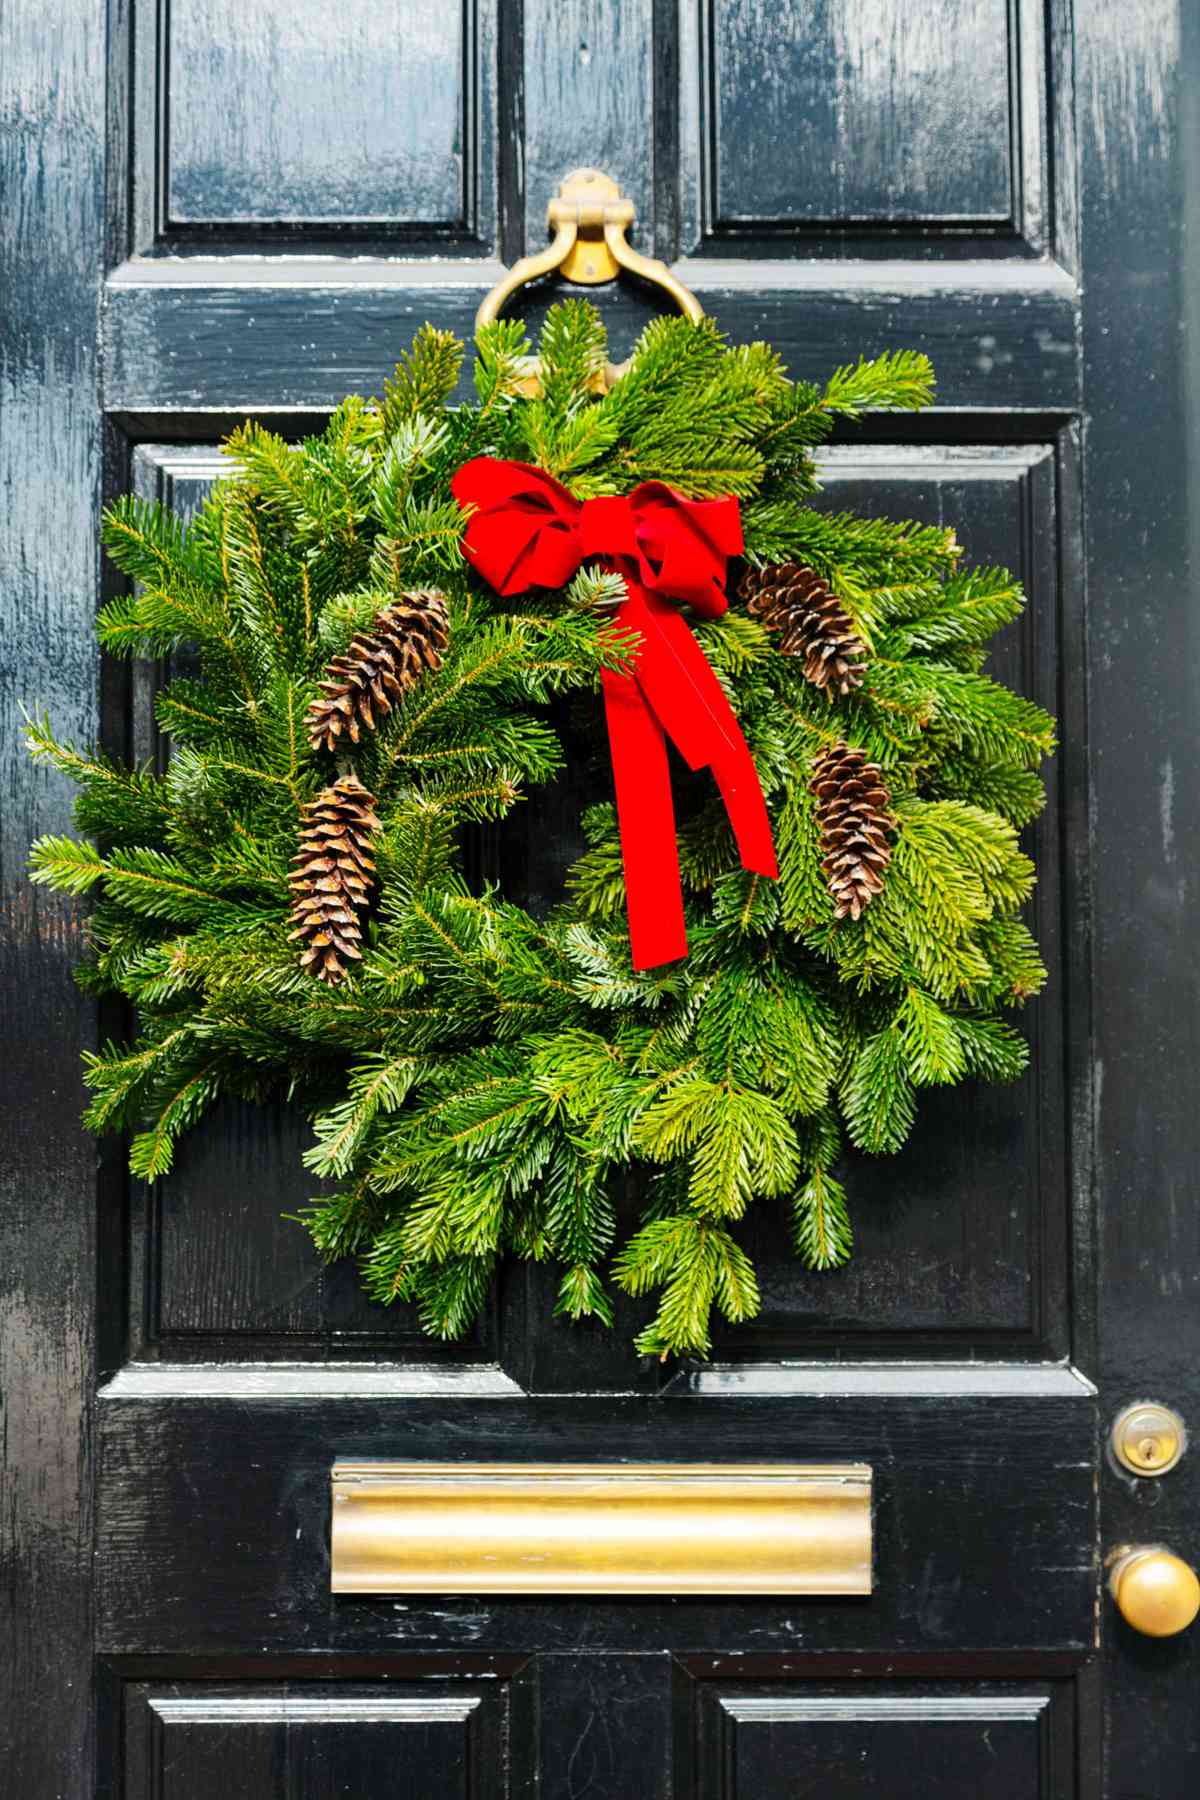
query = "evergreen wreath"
(26, 303, 1055, 1358)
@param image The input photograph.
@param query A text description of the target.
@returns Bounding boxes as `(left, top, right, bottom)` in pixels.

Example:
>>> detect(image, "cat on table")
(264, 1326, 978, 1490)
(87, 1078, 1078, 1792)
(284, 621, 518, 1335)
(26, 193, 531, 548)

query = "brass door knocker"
(475, 168, 704, 391)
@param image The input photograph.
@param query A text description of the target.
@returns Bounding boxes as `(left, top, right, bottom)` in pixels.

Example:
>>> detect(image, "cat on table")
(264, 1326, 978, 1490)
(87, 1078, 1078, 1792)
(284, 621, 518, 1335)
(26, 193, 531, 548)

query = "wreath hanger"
(475, 168, 704, 391)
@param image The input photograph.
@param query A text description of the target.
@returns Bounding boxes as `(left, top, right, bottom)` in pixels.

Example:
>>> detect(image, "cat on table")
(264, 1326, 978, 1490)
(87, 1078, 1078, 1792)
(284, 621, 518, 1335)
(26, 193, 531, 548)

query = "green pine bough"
(27, 303, 1054, 1358)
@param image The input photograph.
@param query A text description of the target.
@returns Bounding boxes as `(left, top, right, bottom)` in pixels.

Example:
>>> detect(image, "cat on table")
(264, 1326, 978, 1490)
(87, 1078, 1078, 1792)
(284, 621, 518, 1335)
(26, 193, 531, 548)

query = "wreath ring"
(28, 303, 1054, 1357)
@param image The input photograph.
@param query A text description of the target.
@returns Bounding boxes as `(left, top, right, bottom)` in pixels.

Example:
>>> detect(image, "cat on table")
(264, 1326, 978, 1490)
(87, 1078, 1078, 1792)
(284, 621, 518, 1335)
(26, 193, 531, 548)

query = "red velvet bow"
(451, 456, 778, 969)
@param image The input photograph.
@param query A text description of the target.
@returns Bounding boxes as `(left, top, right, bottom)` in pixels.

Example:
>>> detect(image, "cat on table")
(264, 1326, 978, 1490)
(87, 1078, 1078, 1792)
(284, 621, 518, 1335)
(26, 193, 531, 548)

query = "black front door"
(3, 3, 1198, 1795)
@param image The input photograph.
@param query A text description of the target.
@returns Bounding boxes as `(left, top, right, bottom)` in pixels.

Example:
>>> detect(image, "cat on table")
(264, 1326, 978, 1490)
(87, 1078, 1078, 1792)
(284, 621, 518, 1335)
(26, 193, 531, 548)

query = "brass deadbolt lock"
(1110, 1401, 1186, 1476)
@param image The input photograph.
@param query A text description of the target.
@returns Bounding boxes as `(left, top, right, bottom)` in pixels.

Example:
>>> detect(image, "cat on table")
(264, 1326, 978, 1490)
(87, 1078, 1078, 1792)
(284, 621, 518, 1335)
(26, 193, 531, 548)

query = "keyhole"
(1111, 1402, 1187, 1477)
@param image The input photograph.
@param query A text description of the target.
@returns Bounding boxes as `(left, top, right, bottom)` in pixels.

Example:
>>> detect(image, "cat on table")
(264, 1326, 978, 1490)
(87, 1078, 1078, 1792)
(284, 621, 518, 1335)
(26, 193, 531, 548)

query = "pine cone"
(739, 563, 867, 698)
(307, 592, 449, 753)
(810, 742, 895, 921)
(288, 775, 380, 983)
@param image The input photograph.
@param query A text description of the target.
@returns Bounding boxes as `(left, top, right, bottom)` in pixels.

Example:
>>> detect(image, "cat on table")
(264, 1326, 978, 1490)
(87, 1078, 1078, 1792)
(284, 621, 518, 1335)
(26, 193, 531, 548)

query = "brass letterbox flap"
(330, 1460, 872, 1597)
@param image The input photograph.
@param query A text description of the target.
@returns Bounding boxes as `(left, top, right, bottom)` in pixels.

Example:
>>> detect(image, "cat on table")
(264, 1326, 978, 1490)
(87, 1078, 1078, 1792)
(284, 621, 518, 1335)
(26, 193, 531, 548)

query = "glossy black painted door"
(2, 4, 1196, 1796)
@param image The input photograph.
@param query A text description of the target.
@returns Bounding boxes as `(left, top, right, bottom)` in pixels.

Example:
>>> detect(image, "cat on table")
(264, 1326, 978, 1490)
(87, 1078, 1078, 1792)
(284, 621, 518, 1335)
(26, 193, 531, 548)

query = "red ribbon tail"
(628, 589, 779, 882)
(706, 751, 780, 881)
(601, 664, 689, 971)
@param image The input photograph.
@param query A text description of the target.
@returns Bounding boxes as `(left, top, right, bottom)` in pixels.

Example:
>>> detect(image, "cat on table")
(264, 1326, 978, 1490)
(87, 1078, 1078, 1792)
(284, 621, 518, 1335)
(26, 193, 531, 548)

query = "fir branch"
(822, 350, 935, 418)
(222, 423, 312, 531)
(842, 1019, 916, 1154)
(28, 834, 107, 895)
(554, 1263, 615, 1327)
(127, 1057, 225, 1179)
(792, 1164, 854, 1269)
(81, 1028, 196, 1131)
(881, 566, 1025, 656)
(382, 325, 464, 432)
(305, 1054, 425, 1178)
(614, 1214, 760, 1358)
(473, 318, 533, 413)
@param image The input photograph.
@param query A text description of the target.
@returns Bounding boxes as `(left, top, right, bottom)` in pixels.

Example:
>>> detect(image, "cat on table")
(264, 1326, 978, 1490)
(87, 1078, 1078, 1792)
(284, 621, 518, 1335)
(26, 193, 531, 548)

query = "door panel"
(685, 1685, 1072, 1800)
(123, 441, 1073, 1365)
(6, 2, 1199, 1797)
(723, 442, 1070, 1356)
(707, 2, 1017, 228)
(119, 1682, 510, 1800)
(675, 0, 1068, 262)
(124, 0, 501, 255)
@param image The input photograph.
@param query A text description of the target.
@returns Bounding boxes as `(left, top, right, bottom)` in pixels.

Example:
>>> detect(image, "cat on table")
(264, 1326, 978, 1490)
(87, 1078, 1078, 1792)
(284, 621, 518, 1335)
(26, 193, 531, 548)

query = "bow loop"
(451, 456, 777, 967)
(451, 458, 583, 595)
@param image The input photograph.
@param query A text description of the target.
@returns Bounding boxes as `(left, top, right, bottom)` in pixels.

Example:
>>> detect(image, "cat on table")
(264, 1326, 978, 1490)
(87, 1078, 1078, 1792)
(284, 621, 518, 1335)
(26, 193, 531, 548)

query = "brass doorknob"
(1108, 1546, 1200, 1637)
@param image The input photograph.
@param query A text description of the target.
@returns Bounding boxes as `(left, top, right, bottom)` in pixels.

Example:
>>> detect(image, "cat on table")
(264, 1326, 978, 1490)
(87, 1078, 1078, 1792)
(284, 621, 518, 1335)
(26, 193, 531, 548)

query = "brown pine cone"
(288, 775, 380, 983)
(307, 591, 449, 753)
(810, 742, 896, 920)
(739, 562, 867, 698)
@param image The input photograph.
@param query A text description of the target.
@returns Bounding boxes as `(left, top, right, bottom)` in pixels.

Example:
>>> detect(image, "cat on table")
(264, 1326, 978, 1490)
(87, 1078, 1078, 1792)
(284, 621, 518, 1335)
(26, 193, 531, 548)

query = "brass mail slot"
(330, 1461, 872, 1596)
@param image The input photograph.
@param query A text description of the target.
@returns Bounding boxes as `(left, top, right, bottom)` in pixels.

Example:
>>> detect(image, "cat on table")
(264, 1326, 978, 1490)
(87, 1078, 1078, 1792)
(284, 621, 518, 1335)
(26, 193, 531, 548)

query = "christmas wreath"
(27, 303, 1054, 1357)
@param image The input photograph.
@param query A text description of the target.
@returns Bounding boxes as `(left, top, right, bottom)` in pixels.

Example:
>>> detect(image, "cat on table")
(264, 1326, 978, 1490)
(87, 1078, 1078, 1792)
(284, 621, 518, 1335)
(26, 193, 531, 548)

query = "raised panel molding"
(122, 0, 498, 255)
(150, 1694, 480, 1719)
(121, 437, 1075, 1371)
(676, 0, 1065, 259)
(128, 447, 222, 770)
(118, 445, 500, 1366)
(121, 1684, 506, 1799)
(714, 441, 1070, 1359)
(687, 1686, 1069, 1800)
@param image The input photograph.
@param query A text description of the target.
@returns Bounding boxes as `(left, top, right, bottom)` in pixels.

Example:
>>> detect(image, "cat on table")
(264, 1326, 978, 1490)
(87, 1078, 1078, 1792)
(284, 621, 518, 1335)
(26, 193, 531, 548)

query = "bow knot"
(451, 457, 777, 968)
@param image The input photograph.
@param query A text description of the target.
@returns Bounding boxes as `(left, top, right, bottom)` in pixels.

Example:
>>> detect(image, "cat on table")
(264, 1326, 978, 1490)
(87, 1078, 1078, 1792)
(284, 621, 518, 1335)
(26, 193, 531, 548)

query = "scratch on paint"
(1160, 755, 1175, 860)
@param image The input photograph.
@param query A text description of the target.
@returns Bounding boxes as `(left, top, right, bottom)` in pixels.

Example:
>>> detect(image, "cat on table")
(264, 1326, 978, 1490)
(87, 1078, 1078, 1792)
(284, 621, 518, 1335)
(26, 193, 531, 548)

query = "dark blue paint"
(3, 2, 1197, 1795)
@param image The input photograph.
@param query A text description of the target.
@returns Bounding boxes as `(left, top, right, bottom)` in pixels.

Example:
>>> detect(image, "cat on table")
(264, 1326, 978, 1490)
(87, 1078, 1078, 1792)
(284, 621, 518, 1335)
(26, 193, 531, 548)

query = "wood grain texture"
(15, 1, 1199, 1791)
(536, 1653, 672, 1800)
(710, 0, 1014, 226)
(1076, 1, 1200, 1794)
(101, 261, 1080, 412)
(0, 2, 105, 1796)
(165, 0, 467, 226)
(522, 0, 656, 251)
(123, 0, 500, 253)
